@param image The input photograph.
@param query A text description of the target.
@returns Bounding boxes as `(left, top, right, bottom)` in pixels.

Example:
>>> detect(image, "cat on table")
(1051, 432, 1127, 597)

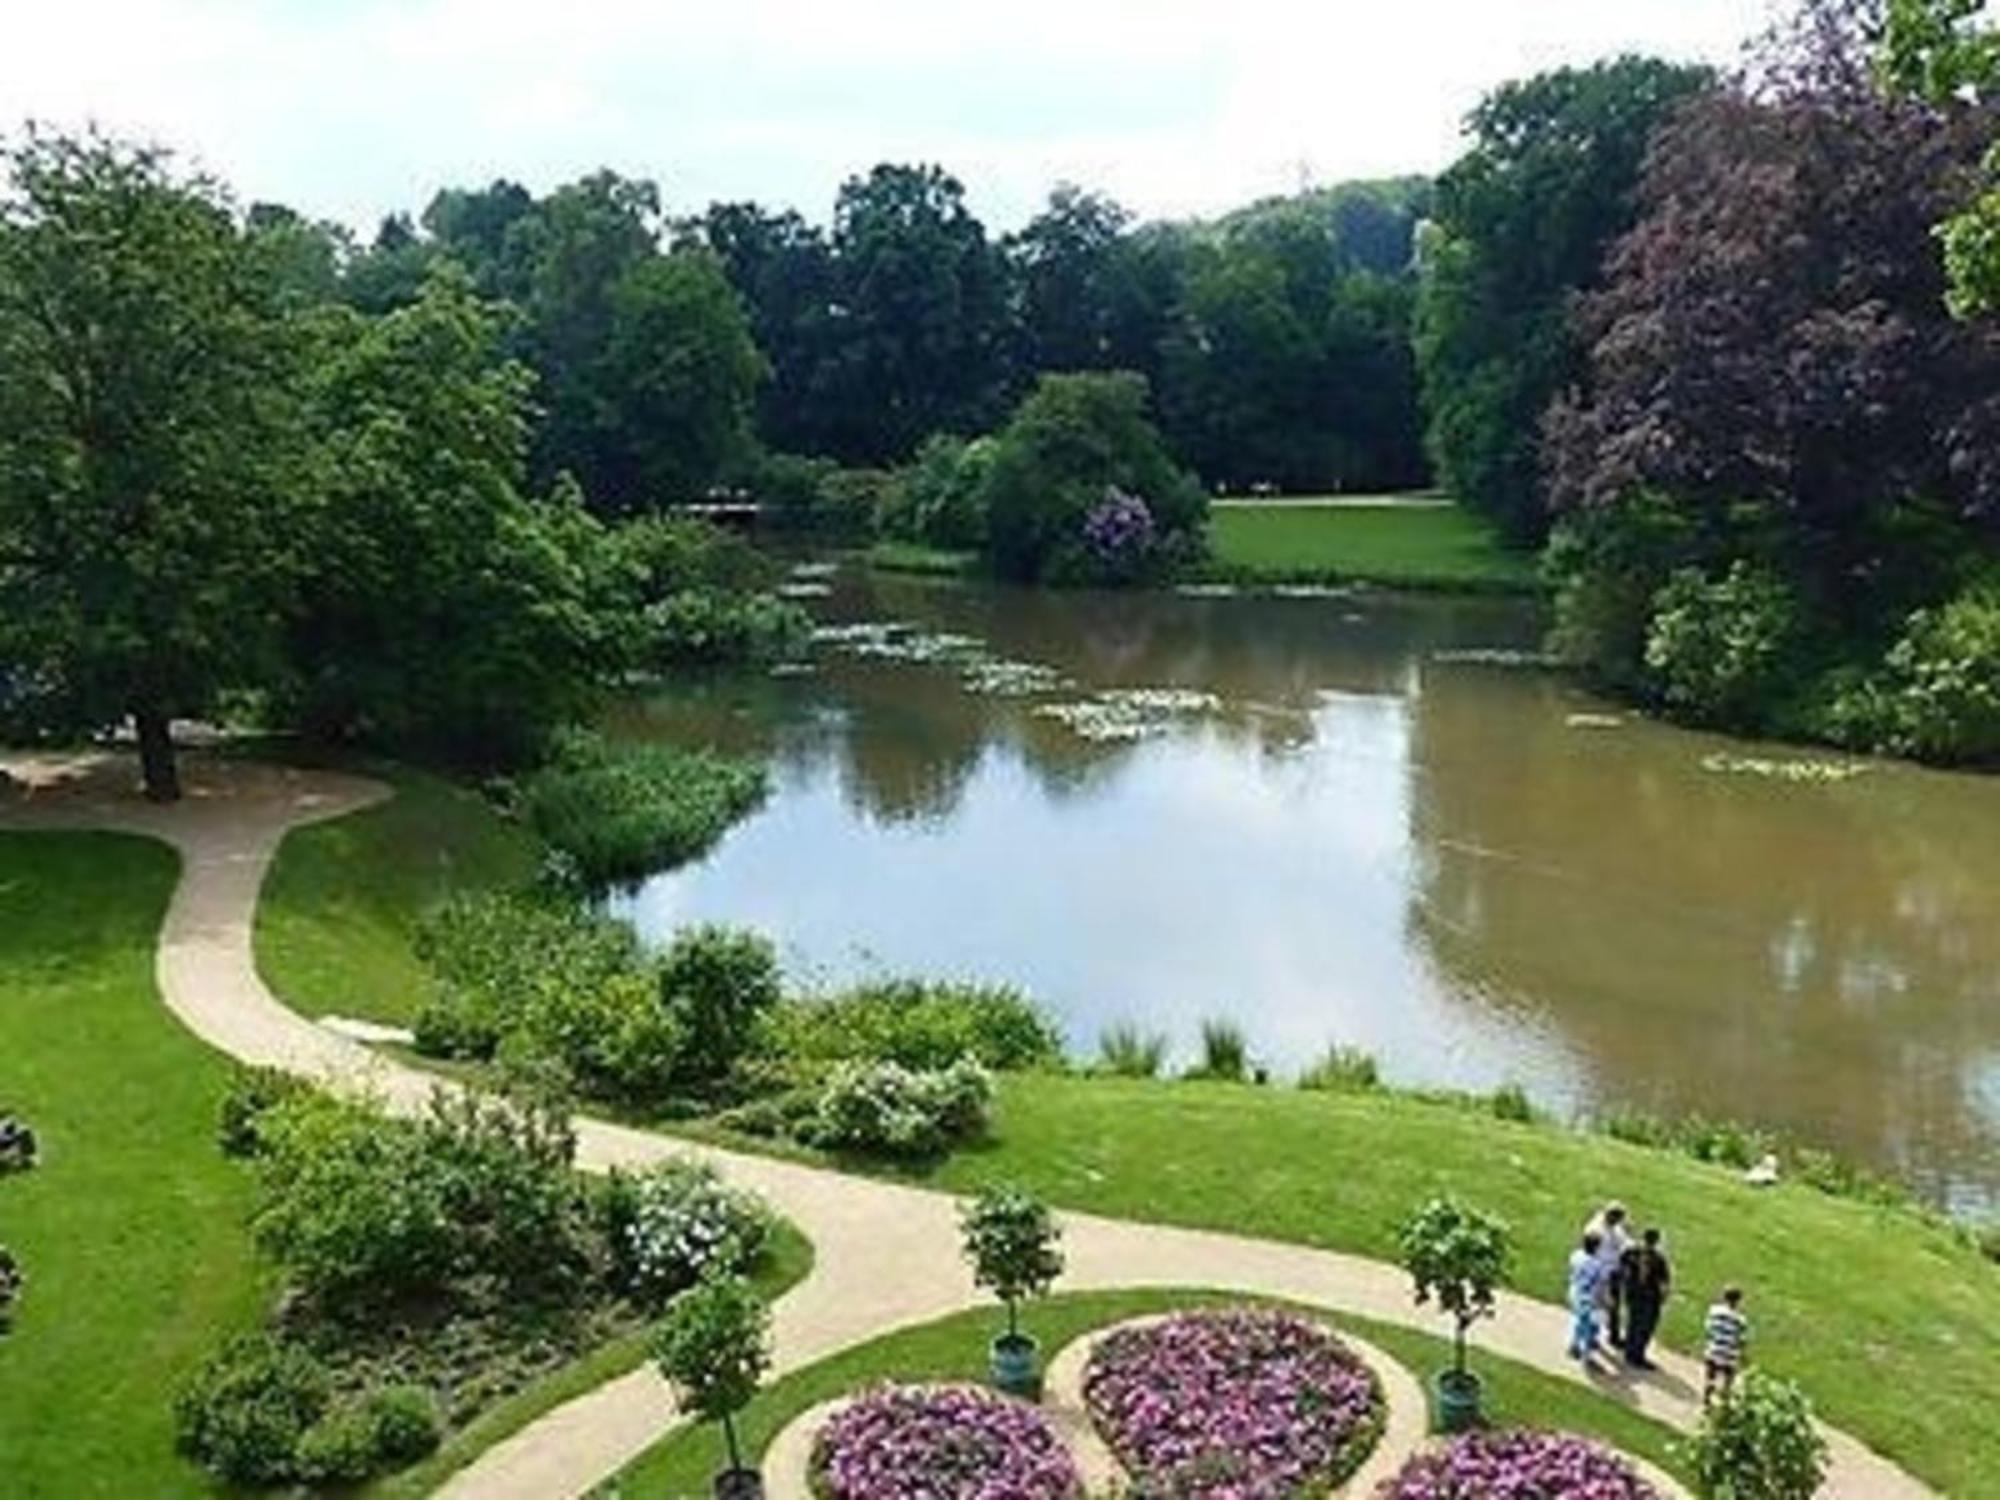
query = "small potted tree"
(1684, 1371, 1829, 1500)
(960, 1184, 1064, 1396)
(653, 1276, 773, 1499)
(1397, 1194, 1510, 1432)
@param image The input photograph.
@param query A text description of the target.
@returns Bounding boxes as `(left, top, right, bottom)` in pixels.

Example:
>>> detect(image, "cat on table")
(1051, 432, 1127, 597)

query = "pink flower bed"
(1083, 1308, 1383, 1496)
(1377, 1431, 1663, 1499)
(811, 1384, 1083, 1499)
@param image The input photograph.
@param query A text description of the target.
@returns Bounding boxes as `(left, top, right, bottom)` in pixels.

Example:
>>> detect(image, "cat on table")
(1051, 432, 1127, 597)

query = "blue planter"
(1434, 1369, 1483, 1433)
(989, 1333, 1041, 1396)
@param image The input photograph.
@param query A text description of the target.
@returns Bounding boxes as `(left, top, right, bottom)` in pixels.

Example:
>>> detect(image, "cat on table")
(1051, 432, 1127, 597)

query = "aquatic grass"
(1188, 1019, 1248, 1082)
(1297, 1044, 1382, 1092)
(1097, 1024, 1168, 1079)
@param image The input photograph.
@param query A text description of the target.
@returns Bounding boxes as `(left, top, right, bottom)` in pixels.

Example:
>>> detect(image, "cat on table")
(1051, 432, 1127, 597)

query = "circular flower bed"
(811, 1384, 1083, 1499)
(1083, 1308, 1383, 1496)
(1377, 1431, 1663, 1499)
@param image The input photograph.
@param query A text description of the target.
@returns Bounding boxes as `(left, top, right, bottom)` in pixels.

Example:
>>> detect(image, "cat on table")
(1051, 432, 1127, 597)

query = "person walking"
(1584, 1201, 1631, 1346)
(1619, 1227, 1672, 1369)
(1703, 1285, 1750, 1406)
(1566, 1230, 1605, 1362)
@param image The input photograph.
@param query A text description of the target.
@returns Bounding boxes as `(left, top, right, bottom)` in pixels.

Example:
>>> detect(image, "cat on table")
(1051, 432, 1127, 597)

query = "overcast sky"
(4, 1, 1780, 235)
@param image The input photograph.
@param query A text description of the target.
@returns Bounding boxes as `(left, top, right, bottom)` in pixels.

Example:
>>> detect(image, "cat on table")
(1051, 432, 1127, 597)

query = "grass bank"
(607, 1289, 1687, 1495)
(255, 775, 2000, 1494)
(861, 540, 978, 577)
(0, 831, 266, 1498)
(1205, 499, 1540, 592)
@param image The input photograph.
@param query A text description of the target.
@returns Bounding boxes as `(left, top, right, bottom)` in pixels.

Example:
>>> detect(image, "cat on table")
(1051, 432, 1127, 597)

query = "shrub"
(1078, 487, 1157, 584)
(884, 432, 996, 550)
(517, 728, 766, 887)
(1826, 586, 2000, 764)
(217, 1065, 309, 1158)
(645, 589, 811, 669)
(1397, 1195, 1511, 1380)
(808, 1057, 992, 1158)
(364, 1383, 442, 1464)
(1096, 1023, 1167, 1079)
(652, 1275, 772, 1478)
(295, 1403, 381, 1485)
(174, 1333, 332, 1485)
(769, 980, 1063, 1072)
(1545, 492, 1697, 692)
(1189, 1018, 1248, 1081)
(622, 1159, 772, 1307)
(1683, 1371, 1829, 1500)
(960, 1185, 1064, 1345)
(1297, 1044, 1381, 1092)
(1488, 1082, 1536, 1122)
(1643, 561, 1803, 729)
(659, 926, 782, 1084)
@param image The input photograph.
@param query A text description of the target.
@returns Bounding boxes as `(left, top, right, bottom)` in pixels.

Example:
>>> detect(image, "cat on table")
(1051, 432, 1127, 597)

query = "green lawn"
(255, 759, 534, 1026)
(1206, 500, 1540, 591)
(607, 1289, 1688, 1496)
(862, 540, 978, 577)
(0, 831, 267, 1499)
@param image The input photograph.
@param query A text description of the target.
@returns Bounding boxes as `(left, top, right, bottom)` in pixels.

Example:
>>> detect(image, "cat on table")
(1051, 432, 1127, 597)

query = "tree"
(1005, 184, 1134, 373)
(652, 1275, 772, 1485)
(959, 1185, 1064, 1344)
(1415, 56, 1713, 541)
(285, 266, 609, 764)
(1396, 1195, 1511, 1382)
(980, 372, 1207, 582)
(0, 127, 314, 800)
(1684, 1371, 1830, 1500)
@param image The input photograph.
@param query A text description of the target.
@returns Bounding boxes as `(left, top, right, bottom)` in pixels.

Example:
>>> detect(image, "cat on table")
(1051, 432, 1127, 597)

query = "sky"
(3, 0, 1780, 235)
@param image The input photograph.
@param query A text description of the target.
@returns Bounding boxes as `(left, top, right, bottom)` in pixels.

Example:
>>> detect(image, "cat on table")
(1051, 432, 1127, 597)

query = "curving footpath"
(0, 751, 1931, 1500)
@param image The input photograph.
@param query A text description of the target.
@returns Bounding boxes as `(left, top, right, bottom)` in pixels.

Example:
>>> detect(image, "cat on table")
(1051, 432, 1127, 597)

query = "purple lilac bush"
(1083, 1308, 1383, 1497)
(810, 1384, 1082, 1499)
(1080, 487, 1156, 580)
(1376, 1430, 1663, 1499)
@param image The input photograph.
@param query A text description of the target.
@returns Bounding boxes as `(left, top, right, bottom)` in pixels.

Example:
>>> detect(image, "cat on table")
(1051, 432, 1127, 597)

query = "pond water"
(608, 566, 2000, 1210)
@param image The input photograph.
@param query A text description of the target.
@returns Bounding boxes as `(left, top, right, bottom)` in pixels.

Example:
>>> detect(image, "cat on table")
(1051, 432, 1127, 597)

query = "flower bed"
(1376, 1431, 1662, 1499)
(1082, 1308, 1383, 1496)
(810, 1385, 1082, 1499)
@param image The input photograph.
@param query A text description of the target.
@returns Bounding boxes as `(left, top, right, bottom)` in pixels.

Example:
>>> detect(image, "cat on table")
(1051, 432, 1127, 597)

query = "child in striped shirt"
(1703, 1285, 1749, 1406)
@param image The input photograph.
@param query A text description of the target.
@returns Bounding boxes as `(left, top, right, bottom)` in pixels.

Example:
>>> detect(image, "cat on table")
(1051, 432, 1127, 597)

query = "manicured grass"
(862, 540, 978, 577)
(610, 1289, 1687, 1495)
(256, 759, 534, 1026)
(371, 1220, 813, 1499)
(0, 831, 267, 1498)
(1205, 500, 1540, 591)
(926, 1076, 1998, 1495)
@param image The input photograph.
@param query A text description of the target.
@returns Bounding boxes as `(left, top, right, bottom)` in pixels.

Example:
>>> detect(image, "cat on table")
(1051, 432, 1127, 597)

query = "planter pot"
(989, 1332, 1041, 1396)
(713, 1468, 764, 1500)
(1433, 1368, 1483, 1433)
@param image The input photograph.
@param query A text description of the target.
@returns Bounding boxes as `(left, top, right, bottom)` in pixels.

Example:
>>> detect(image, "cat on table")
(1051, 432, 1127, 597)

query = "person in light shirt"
(1566, 1230, 1607, 1361)
(1583, 1201, 1631, 1346)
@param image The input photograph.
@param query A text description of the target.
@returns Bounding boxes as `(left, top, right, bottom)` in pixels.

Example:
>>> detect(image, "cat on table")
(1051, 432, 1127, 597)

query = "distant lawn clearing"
(0, 831, 266, 1498)
(1207, 498, 1539, 591)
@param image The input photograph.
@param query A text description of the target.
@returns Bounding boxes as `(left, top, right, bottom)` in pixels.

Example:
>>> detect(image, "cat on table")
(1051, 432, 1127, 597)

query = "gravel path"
(0, 751, 1930, 1499)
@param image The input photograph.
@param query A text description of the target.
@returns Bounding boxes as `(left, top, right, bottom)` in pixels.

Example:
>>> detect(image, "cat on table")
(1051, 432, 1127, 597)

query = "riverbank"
(251, 759, 2000, 1495)
(1202, 498, 1540, 592)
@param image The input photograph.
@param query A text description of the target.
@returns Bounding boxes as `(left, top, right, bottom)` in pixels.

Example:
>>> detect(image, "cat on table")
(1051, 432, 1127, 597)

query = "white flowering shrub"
(625, 1161, 772, 1306)
(809, 1056, 993, 1158)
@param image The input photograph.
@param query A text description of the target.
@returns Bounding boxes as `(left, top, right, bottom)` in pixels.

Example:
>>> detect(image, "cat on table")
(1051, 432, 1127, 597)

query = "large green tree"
(1415, 56, 1713, 541)
(0, 128, 313, 800)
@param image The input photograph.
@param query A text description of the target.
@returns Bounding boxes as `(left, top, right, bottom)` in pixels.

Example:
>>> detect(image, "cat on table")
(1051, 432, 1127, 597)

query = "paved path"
(0, 752, 1931, 1499)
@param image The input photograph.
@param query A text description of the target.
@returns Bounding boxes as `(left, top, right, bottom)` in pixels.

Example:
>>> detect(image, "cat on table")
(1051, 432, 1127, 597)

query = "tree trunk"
(134, 708, 180, 803)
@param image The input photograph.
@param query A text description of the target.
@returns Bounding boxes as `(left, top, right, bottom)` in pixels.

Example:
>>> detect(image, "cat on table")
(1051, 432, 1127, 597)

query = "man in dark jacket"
(1619, 1226, 1672, 1369)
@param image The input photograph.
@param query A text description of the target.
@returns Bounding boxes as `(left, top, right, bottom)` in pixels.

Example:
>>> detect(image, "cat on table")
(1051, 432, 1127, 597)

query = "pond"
(607, 565, 2000, 1210)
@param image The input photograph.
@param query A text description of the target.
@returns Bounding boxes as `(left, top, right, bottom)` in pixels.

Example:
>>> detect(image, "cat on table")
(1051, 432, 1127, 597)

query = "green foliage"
(1096, 1023, 1168, 1079)
(1297, 1045, 1381, 1092)
(619, 1160, 774, 1308)
(1823, 585, 2000, 763)
(0, 127, 315, 798)
(1642, 563, 1803, 729)
(980, 372, 1207, 583)
(959, 1186, 1064, 1339)
(217, 1065, 310, 1158)
(646, 589, 811, 668)
(1415, 59, 1713, 542)
(767, 980, 1063, 1072)
(1190, 1018, 1249, 1081)
(174, 1333, 333, 1485)
(807, 1058, 993, 1158)
(1396, 1195, 1512, 1375)
(364, 1384, 444, 1464)
(1487, 1082, 1536, 1123)
(652, 1275, 771, 1472)
(884, 432, 996, 550)
(659, 926, 782, 1084)
(1546, 493, 1701, 694)
(1684, 1372, 1829, 1500)
(517, 729, 767, 887)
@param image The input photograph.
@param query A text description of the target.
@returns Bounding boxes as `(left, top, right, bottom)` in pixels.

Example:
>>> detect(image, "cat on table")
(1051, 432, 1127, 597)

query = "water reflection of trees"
(1404, 667, 2000, 1201)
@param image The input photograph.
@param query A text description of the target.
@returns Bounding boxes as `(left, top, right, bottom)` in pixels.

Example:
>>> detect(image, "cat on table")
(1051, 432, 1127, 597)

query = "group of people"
(1565, 1200, 1750, 1407)
(0, 1113, 36, 1332)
